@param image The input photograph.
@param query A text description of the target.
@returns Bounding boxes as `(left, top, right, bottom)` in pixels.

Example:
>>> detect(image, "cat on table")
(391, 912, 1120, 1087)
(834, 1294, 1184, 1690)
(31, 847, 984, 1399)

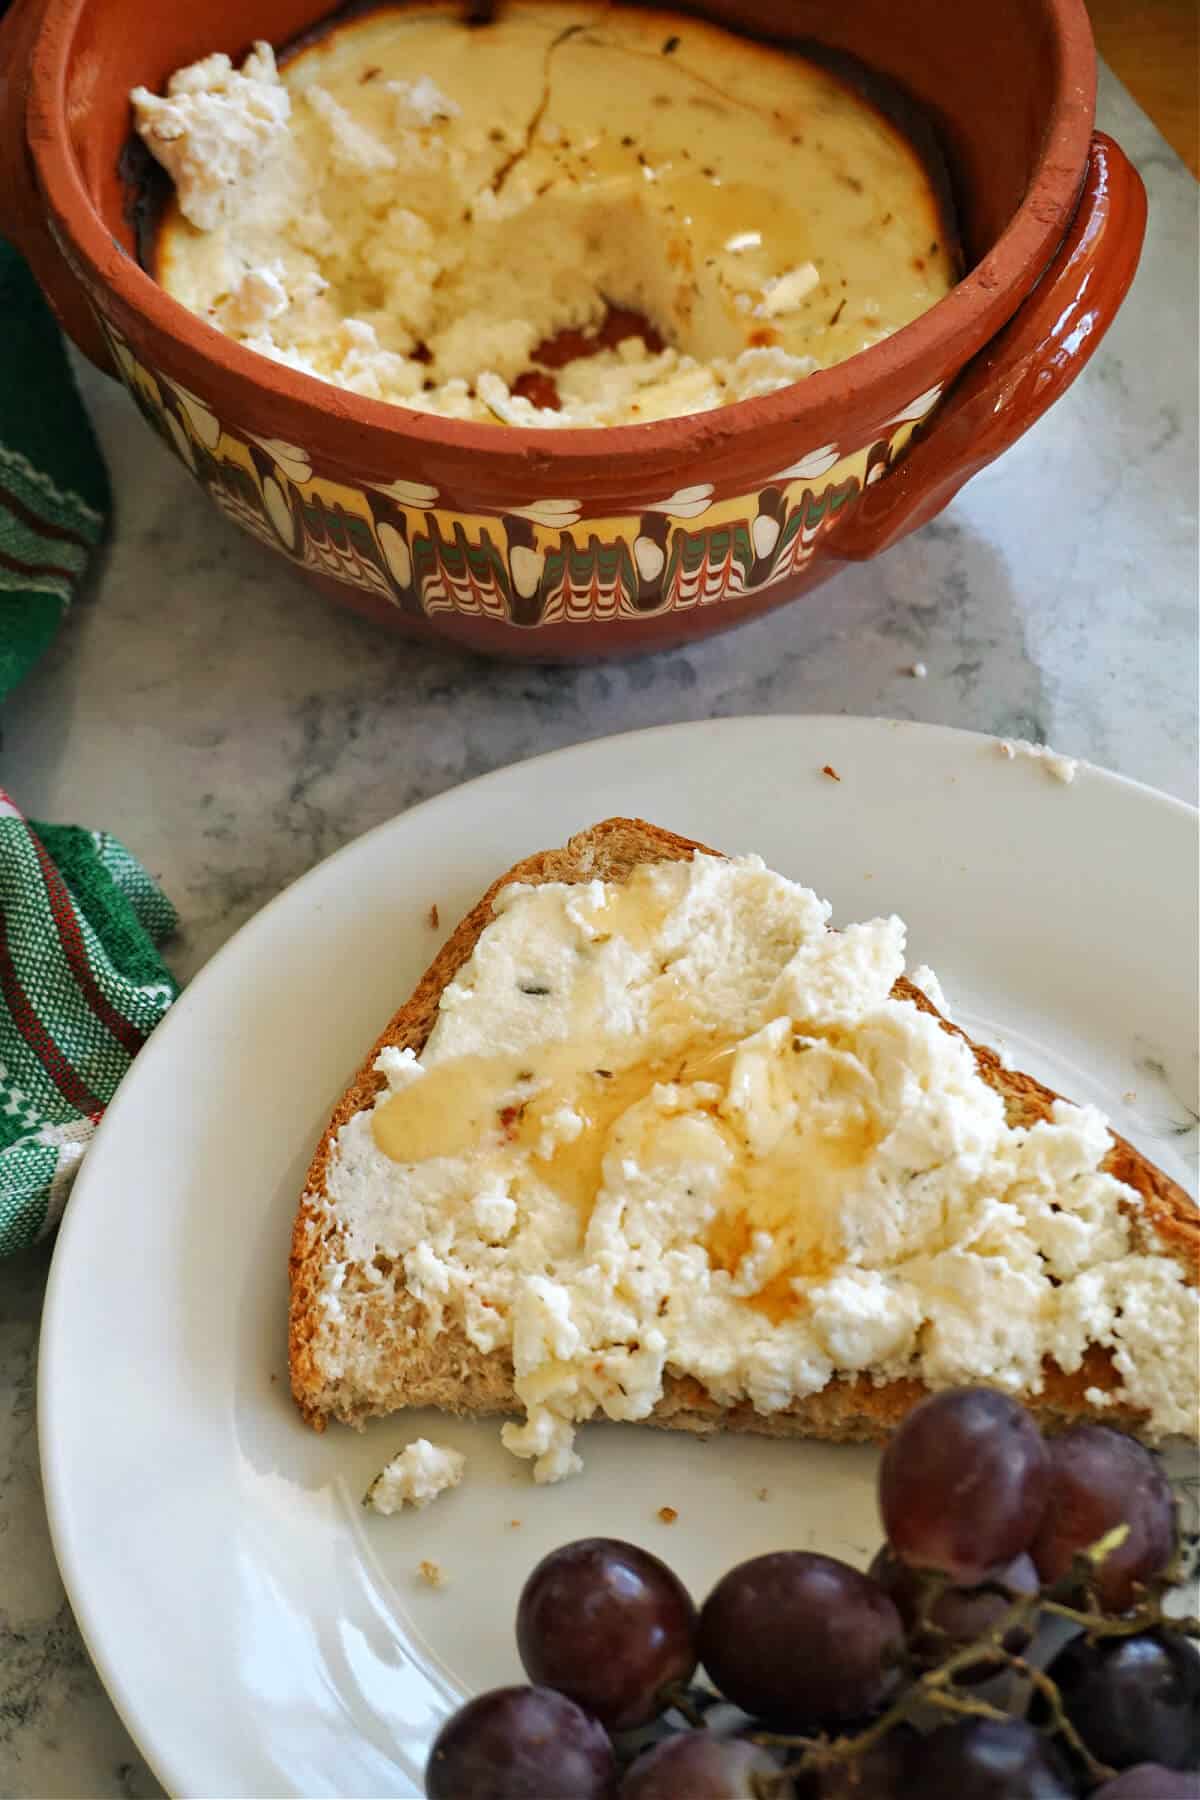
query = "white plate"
(39, 717, 1199, 1799)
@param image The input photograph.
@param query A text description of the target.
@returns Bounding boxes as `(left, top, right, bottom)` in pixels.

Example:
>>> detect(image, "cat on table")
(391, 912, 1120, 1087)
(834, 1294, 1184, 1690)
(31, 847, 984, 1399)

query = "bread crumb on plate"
(657, 1505, 679, 1524)
(417, 1559, 446, 1588)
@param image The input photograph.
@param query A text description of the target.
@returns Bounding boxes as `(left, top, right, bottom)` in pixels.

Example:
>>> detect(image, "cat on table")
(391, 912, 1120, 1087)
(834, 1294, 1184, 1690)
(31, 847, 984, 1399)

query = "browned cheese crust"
(289, 820, 1198, 1440)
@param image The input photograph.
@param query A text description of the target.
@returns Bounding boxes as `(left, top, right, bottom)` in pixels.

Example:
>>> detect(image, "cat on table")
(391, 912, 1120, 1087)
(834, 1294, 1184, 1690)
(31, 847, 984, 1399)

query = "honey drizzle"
(372, 1024, 874, 1323)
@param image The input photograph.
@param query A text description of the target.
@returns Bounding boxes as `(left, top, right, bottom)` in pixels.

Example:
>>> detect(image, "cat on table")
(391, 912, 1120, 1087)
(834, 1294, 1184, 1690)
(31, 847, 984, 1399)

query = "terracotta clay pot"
(0, 0, 1146, 658)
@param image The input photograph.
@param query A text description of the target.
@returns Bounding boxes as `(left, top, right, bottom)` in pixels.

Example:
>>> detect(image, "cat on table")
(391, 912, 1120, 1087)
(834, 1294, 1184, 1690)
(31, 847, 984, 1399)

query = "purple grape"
(619, 1732, 787, 1799)
(1091, 1766, 1200, 1798)
(1036, 1630, 1200, 1770)
(517, 1538, 697, 1730)
(697, 1551, 905, 1725)
(879, 1388, 1051, 1582)
(1030, 1425, 1176, 1612)
(867, 1543, 1039, 1680)
(425, 1685, 615, 1799)
(907, 1719, 1075, 1798)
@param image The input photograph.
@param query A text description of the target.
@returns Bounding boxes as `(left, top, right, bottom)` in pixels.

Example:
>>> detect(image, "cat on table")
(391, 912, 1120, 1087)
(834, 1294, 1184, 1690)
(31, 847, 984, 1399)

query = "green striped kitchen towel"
(1, 238, 179, 1254)
(0, 796, 179, 1254)
(0, 238, 110, 690)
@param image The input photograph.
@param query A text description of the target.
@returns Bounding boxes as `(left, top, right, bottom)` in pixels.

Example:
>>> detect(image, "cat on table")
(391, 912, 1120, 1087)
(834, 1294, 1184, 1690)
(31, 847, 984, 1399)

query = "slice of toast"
(289, 819, 1199, 1442)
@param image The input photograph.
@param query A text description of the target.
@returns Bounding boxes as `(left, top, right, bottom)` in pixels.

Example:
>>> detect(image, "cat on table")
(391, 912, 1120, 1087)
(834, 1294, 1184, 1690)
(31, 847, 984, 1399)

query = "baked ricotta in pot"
(132, 4, 958, 427)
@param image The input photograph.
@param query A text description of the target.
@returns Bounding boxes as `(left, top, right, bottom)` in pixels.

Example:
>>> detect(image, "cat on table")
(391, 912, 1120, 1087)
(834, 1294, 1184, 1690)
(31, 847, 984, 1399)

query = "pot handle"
(835, 132, 1146, 561)
(0, 0, 115, 372)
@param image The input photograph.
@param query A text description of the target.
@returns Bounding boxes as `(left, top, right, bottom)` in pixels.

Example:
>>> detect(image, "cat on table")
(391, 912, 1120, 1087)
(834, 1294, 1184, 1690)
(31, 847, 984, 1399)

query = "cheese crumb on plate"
(364, 1438, 466, 1513)
(997, 738, 1079, 784)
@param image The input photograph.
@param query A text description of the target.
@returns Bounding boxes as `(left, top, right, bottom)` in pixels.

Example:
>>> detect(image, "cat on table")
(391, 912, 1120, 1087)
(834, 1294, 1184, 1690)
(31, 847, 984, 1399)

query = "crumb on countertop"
(822, 764, 841, 782)
(756, 1487, 770, 1501)
(428, 903, 440, 929)
(508, 1518, 522, 1528)
(1123, 1090, 1137, 1104)
(417, 1559, 446, 1588)
(657, 1505, 679, 1524)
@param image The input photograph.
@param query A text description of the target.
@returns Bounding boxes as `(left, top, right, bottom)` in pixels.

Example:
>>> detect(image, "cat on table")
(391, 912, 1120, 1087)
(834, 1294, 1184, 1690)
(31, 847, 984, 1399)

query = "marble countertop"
(0, 64, 1196, 1800)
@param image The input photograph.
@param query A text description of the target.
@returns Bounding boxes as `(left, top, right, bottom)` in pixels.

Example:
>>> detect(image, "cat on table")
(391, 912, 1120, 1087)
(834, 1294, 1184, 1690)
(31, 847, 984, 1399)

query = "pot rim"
(26, 0, 1097, 470)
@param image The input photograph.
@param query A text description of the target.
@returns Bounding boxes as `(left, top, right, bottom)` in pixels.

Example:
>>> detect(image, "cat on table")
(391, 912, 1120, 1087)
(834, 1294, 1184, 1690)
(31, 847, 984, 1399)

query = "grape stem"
(1008, 1655, 1115, 1786)
(749, 1537, 1199, 1780)
(657, 1682, 709, 1730)
(914, 1686, 1011, 1725)
(1040, 1595, 1200, 1638)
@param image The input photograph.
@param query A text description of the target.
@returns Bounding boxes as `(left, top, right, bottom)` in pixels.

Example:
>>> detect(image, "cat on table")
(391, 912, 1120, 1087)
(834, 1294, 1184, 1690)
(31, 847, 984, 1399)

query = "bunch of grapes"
(424, 1391, 1199, 1798)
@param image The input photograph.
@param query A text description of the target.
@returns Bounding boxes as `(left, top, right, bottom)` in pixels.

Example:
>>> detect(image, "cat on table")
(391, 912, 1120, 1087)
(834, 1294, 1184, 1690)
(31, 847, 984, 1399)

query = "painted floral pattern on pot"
(99, 320, 941, 628)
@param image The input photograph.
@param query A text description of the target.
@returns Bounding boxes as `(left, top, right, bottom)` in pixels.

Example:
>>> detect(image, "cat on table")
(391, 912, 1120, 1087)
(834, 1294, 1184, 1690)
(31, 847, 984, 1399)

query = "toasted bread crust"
(289, 820, 1198, 1441)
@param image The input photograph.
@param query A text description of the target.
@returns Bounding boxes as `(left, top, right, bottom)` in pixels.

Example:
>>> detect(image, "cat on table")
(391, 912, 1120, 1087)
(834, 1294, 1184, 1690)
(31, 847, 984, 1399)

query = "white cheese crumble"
(364, 1438, 465, 1513)
(387, 75, 460, 127)
(131, 43, 290, 232)
(317, 854, 1197, 1479)
(757, 262, 822, 317)
(998, 738, 1079, 784)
